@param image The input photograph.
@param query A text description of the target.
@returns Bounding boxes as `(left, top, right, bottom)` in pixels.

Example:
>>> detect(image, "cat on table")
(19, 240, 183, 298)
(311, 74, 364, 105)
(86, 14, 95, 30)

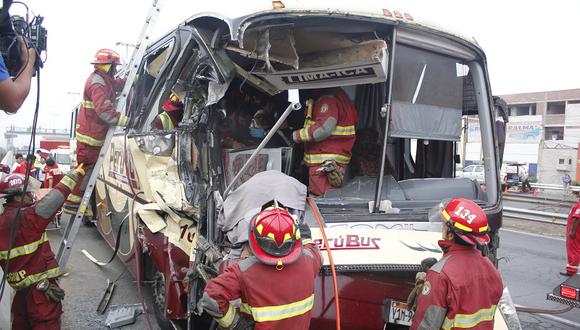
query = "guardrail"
(502, 206, 567, 226)
(503, 194, 575, 208)
(531, 183, 580, 193)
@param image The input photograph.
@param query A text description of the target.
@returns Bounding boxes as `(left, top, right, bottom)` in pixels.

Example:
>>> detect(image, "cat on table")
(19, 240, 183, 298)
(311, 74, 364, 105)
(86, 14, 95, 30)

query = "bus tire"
(144, 255, 174, 330)
(151, 271, 174, 330)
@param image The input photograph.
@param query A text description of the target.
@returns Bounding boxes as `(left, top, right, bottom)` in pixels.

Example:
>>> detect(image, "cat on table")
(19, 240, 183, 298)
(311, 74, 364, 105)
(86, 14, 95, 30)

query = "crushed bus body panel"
(82, 4, 504, 328)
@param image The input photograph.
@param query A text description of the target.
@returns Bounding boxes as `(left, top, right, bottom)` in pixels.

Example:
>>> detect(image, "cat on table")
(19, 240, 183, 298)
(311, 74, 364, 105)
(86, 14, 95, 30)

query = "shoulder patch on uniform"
(91, 73, 106, 86)
(303, 247, 314, 259)
(422, 281, 431, 295)
(430, 255, 451, 274)
(320, 104, 329, 113)
(238, 256, 260, 272)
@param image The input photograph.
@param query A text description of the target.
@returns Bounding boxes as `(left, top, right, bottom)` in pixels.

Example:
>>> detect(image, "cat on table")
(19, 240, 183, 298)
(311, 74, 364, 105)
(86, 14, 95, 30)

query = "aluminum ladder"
(56, 0, 165, 268)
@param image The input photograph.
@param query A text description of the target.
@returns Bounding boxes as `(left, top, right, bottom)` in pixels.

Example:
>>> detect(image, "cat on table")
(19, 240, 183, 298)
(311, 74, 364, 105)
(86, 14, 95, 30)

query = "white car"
(49, 148, 72, 173)
(457, 165, 485, 183)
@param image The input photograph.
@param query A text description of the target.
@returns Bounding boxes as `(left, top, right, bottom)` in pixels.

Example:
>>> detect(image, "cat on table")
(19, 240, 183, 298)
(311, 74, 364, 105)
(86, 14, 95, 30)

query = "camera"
(0, 2, 47, 75)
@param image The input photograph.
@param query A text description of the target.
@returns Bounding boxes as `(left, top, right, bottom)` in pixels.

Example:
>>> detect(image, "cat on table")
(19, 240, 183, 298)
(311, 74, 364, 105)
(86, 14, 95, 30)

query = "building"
(500, 88, 580, 184)
(2, 125, 71, 154)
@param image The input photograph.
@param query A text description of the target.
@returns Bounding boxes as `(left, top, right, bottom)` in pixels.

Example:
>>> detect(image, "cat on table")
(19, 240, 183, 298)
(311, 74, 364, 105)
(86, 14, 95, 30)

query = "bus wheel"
(151, 271, 174, 330)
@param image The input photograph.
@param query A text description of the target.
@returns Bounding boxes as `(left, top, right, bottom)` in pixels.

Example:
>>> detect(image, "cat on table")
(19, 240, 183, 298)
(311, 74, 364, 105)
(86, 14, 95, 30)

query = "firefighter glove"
(317, 160, 343, 187)
(231, 316, 255, 330)
(74, 163, 86, 177)
(406, 271, 426, 312)
(326, 170, 343, 187)
(218, 314, 254, 330)
(36, 279, 65, 302)
(318, 160, 344, 187)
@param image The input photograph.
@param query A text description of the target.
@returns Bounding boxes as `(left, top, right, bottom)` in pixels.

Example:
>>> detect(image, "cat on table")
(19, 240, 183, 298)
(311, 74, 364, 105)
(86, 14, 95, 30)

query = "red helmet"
(162, 92, 183, 112)
(91, 49, 121, 65)
(248, 202, 302, 268)
(429, 198, 490, 246)
(0, 174, 37, 194)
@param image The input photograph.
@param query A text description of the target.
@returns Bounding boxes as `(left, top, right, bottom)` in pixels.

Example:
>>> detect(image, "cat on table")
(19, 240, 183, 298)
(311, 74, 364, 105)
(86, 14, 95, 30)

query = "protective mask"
(249, 127, 265, 139)
(95, 64, 112, 74)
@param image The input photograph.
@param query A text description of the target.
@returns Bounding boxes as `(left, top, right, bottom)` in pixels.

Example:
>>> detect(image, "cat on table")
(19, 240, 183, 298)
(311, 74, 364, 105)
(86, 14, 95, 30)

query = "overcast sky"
(2, 0, 580, 132)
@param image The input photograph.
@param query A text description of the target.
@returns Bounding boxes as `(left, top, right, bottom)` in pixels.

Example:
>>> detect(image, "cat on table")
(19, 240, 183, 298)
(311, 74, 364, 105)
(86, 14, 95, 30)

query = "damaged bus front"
(91, 5, 503, 329)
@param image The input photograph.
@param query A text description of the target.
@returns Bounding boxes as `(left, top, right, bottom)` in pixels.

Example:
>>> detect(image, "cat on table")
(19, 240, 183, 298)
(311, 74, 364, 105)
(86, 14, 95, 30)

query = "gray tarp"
(218, 170, 307, 249)
(390, 101, 462, 141)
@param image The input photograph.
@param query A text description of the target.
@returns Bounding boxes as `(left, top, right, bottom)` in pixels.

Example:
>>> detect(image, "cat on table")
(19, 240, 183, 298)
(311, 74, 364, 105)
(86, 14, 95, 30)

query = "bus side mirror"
(454, 154, 461, 164)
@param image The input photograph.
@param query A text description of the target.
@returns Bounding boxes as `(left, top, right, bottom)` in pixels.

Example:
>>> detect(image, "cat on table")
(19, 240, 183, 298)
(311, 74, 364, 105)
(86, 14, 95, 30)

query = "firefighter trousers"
(566, 233, 580, 275)
(11, 281, 62, 330)
(62, 143, 99, 216)
(307, 163, 347, 196)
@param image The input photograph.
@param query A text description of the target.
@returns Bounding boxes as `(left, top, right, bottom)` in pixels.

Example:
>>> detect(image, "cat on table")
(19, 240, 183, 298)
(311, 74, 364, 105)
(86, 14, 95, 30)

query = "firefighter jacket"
(13, 162, 35, 177)
(293, 88, 357, 166)
(0, 172, 80, 290)
(565, 201, 580, 275)
(76, 70, 128, 147)
(411, 240, 503, 330)
(201, 243, 323, 330)
(44, 164, 63, 188)
(153, 109, 184, 130)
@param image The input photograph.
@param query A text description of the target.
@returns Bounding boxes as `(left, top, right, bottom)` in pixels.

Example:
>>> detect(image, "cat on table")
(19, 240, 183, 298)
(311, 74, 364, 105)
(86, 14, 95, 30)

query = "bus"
(84, 3, 506, 329)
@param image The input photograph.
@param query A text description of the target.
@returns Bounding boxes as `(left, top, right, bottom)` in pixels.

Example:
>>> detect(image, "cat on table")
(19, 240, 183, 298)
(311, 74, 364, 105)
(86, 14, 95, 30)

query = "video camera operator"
(0, 0, 38, 114)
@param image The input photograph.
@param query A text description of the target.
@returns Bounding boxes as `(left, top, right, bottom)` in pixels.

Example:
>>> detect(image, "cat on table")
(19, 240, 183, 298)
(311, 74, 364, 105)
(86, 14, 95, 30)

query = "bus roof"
(184, 3, 482, 53)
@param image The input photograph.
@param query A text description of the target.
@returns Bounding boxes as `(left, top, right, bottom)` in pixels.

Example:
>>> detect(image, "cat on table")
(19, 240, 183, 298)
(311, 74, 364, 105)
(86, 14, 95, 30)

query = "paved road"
(498, 229, 580, 329)
(46, 223, 159, 330)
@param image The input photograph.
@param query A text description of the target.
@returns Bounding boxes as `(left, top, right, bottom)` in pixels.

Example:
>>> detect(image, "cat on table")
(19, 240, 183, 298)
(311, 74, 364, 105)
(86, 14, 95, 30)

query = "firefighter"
(292, 87, 357, 196)
(63, 49, 128, 216)
(199, 201, 322, 329)
(561, 195, 580, 276)
(152, 91, 184, 130)
(0, 165, 84, 329)
(410, 198, 503, 330)
(13, 154, 36, 177)
(11, 153, 24, 172)
(44, 158, 64, 189)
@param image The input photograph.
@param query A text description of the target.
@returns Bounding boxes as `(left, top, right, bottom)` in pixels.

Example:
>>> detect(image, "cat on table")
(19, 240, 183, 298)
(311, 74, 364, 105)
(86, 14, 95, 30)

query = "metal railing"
(531, 182, 580, 193)
(503, 194, 575, 208)
(502, 206, 567, 225)
(5, 125, 70, 136)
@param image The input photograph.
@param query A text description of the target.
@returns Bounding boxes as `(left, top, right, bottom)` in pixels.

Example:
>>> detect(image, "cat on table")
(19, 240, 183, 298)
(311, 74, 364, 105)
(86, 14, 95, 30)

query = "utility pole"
(66, 92, 80, 109)
(66, 92, 80, 135)
(115, 41, 136, 64)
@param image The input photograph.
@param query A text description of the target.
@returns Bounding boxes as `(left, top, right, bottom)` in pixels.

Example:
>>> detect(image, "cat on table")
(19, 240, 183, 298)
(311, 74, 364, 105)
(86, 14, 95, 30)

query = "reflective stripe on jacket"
(0, 173, 79, 290)
(158, 112, 174, 130)
(410, 240, 503, 330)
(152, 109, 184, 130)
(76, 70, 127, 147)
(201, 243, 323, 329)
(239, 294, 314, 322)
(293, 88, 357, 166)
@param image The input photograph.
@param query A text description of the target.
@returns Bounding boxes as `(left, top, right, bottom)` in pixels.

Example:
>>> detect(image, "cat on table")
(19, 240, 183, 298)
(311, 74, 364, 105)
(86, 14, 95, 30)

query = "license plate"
(388, 300, 414, 326)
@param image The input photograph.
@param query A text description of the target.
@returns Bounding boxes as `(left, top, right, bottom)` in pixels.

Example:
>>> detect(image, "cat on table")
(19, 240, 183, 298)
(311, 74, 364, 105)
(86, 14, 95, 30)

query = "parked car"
(457, 164, 485, 183)
(501, 163, 528, 191)
(49, 147, 72, 173)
